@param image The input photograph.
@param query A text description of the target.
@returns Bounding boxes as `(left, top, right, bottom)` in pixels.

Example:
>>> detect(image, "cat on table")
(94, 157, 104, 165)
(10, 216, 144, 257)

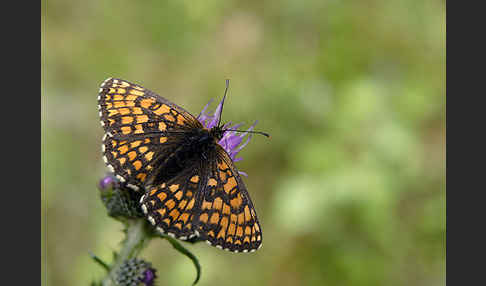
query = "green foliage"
(42, 0, 445, 285)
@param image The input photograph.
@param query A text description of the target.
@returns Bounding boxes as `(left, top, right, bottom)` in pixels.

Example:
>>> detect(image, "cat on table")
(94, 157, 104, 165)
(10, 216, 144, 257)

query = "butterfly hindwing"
(140, 166, 204, 240)
(194, 145, 262, 252)
(139, 144, 262, 252)
(98, 78, 203, 189)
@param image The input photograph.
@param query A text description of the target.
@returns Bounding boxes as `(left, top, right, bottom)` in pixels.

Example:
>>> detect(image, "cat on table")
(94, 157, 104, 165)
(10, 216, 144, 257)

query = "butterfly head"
(209, 125, 225, 141)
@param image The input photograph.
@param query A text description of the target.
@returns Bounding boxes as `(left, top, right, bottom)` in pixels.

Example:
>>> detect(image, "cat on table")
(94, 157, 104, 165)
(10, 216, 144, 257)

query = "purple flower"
(197, 98, 257, 174)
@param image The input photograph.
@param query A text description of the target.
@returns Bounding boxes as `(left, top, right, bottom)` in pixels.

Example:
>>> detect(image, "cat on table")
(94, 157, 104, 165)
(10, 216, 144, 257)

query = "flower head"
(98, 174, 144, 219)
(197, 98, 257, 168)
(114, 258, 157, 286)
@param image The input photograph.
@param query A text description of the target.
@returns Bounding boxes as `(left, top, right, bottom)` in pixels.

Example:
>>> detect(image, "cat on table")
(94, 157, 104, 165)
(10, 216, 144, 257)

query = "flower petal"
(197, 99, 214, 128)
(207, 99, 224, 128)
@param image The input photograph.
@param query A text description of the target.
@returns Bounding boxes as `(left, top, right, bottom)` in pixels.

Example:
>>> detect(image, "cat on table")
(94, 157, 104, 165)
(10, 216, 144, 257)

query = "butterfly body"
(151, 127, 222, 186)
(98, 78, 262, 253)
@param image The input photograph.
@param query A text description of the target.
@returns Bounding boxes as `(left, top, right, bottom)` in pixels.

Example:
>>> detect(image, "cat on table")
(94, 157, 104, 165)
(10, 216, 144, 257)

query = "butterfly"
(97, 78, 265, 253)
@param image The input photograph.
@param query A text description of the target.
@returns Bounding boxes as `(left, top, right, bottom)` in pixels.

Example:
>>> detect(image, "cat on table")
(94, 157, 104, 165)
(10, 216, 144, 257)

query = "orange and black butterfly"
(98, 78, 267, 253)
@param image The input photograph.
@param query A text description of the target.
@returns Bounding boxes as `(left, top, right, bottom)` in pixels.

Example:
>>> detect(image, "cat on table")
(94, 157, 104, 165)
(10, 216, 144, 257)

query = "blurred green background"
(41, 0, 445, 285)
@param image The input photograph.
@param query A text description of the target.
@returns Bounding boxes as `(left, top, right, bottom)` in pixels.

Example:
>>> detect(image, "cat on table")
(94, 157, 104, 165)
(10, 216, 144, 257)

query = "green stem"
(89, 251, 110, 272)
(164, 235, 201, 285)
(101, 219, 153, 286)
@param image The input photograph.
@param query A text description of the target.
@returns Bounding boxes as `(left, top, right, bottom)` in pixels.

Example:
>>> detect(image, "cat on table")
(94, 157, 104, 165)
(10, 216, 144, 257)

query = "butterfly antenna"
(223, 129, 271, 138)
(218, 79, 230, 128)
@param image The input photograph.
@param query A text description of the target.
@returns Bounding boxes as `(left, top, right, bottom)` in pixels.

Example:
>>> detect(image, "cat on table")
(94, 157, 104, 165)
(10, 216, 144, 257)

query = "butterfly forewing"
(98, 78, 202, 189)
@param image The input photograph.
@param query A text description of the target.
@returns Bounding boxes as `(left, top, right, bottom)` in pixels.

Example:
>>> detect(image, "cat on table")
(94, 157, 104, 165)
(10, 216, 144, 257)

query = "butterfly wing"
(139, 144, 262, 252)
(194, 144, 262, 252)
(140, 164, 205, 240)
(98, 78, 203, 190)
